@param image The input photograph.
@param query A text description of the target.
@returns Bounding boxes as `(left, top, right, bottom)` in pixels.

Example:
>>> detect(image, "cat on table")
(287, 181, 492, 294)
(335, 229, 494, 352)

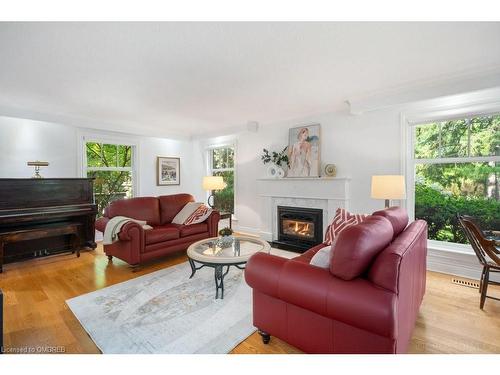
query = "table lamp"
(27, 161, 49, 179)
(371, 175, 406, 208)
(203, 176, 226, 208)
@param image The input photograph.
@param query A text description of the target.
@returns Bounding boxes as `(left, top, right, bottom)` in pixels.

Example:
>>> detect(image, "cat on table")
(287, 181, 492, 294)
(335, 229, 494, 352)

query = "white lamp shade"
(371, 175, 406, 200)
(202, 176, 226, 191)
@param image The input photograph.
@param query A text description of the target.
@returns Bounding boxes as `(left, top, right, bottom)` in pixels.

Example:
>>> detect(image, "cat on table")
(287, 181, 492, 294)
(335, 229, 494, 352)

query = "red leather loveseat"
(95, 194, 220, 266)
(245, 207, 427, 354)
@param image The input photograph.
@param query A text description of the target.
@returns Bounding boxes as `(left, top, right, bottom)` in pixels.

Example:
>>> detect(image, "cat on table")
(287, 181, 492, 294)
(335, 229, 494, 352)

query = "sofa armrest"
(245, 252, 289, 298)
(95, 217, 109, 233)
(246, 252, 397, 338)
(117, 221, 145, 241)
(206, 210, 221, 237)
(96, 217, 144, 242)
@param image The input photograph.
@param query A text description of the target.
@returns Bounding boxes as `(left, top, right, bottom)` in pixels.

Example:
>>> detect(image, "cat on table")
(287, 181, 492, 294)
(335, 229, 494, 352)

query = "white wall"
(0, 117, 78, 178)
(195, 108, 403, 234)
(138, 136, 204, 200)
(0, 116, 205, 201)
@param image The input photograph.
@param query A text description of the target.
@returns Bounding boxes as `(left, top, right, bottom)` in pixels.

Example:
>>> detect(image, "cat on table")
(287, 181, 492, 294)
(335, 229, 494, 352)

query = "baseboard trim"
(427, 245, 500, 282)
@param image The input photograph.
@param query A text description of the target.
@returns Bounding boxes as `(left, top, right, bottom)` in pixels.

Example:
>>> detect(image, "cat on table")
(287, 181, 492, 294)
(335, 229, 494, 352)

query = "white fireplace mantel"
(256, 177, 351, 242)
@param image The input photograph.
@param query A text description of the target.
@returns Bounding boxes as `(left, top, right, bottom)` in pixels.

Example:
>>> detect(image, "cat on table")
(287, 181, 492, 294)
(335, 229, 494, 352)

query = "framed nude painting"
(157, 157, 180, 186)
(287, 123, 321, 177)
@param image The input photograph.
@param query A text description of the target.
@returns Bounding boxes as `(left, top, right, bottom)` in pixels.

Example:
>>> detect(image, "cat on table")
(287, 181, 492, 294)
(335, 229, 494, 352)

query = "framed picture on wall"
(157, 157, 180, 186)
(287, 123, 321, 177)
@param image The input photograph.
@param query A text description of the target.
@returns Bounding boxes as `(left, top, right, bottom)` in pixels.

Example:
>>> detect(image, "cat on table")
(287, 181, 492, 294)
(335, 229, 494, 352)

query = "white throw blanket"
(103, 216, 152, 245)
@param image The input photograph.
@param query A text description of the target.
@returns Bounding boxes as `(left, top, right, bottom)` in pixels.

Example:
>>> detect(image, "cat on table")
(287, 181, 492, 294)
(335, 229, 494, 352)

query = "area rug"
(66, 261, 255, 354)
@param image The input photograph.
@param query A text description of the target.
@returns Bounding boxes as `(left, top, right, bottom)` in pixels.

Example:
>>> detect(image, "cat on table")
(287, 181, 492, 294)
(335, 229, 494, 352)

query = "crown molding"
(0, 105, 191, 141)
(190, 124, 248, 141)
(347, 65, 500, 115)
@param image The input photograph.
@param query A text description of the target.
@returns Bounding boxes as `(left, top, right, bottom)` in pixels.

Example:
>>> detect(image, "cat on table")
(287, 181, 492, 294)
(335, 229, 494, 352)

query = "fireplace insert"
(274, 206, 323, 252)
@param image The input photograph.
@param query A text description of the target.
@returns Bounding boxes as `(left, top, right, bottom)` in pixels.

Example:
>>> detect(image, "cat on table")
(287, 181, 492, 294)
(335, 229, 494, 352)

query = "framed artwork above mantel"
(157, 157, 180, 186)
(287, 123, 321, 178)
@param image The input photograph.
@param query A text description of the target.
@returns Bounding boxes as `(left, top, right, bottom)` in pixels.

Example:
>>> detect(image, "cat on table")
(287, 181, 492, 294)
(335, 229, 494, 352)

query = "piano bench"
(0, 222, 83, 273)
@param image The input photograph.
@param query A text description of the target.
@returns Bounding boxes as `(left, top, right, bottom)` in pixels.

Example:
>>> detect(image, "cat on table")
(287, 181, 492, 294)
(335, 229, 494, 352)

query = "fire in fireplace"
(275, 206, 323, 252)
(282, 219, 315, 239)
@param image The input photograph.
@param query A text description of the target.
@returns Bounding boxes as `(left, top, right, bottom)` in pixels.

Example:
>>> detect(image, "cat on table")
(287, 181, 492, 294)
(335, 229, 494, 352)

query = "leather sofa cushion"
(368, 220, 427, 293)
(159, 194, 195, 224)
(373, 207, 409, 238)
(145, 225, 180, 245)
(106, 197, 161, 226)
(180, 223, 208, 237)
(330, 216, 394, 280)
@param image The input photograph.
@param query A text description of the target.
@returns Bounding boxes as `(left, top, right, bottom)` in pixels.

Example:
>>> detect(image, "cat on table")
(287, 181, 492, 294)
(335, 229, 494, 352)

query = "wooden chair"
(457, 214, 500, 309)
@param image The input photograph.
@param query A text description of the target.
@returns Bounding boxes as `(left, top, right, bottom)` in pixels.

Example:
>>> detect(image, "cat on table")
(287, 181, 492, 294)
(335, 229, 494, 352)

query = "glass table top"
(187, 236, 270, 264)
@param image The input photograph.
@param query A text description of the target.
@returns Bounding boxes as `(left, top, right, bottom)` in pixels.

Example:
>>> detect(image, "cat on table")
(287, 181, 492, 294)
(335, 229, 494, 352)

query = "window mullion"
(438, 122, 442, 158)
(414, 156, 498, 165)
(467, 118, 471, 157)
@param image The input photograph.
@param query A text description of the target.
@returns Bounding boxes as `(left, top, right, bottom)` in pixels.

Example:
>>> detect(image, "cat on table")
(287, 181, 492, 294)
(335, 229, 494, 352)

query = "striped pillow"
(324, 208, 368, 245)
(184, 205, 213, 225)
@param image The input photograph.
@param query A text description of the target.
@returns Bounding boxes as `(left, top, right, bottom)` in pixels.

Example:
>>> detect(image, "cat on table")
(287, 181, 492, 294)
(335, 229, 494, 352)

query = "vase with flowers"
(261, 147, 289, 178)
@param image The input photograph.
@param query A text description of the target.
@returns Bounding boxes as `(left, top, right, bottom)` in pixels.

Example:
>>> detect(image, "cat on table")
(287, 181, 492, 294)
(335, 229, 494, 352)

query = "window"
(412, 114, 499, 244)
(85, 142, 135, 217)
(208, 145, 235, 214)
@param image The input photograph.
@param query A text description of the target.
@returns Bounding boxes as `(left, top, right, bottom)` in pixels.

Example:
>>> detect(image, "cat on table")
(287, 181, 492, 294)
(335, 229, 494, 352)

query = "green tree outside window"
(210, 146, 235, 214)
(414, 114, 499, 244)
(86, 142, 133, 217)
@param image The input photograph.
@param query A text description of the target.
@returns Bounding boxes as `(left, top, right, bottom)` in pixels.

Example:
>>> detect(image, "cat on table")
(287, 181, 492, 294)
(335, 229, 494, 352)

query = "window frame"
(206, 143, 236, 215)
(78, 131, 140, 197)
(402, 102, 500, 252)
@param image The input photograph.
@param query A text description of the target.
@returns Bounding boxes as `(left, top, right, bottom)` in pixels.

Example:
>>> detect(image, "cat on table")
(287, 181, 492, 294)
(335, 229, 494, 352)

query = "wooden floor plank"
(1, 244, 499, 354)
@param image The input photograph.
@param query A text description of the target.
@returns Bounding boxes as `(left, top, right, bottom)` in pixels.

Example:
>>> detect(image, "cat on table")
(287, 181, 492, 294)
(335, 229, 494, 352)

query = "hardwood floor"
(1, 244, 499, 354)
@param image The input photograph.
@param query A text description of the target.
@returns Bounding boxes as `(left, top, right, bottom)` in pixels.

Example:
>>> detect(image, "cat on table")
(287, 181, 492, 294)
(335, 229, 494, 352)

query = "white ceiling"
(0, 22, 499, 137)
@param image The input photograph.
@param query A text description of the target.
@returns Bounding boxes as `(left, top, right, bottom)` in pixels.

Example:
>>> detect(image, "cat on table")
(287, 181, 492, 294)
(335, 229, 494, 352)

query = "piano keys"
(0, 178, 97, 271)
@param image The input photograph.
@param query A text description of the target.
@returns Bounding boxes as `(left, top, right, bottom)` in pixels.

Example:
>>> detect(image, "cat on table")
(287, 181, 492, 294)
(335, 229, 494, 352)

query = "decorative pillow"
(171, 202, 203, 224)
(309, 243, 335, 269)
(324, 208, 368, 245)
(184, 204, 213, 225)
(330, 216, 394, 280)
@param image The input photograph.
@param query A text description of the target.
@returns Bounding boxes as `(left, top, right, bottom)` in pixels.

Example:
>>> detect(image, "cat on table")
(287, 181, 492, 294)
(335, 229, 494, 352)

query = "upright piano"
(0, 178, 97, 271)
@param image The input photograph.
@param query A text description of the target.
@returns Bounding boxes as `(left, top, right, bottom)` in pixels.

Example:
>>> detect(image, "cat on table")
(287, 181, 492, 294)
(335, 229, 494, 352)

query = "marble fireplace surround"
(256, 177, 350, 242)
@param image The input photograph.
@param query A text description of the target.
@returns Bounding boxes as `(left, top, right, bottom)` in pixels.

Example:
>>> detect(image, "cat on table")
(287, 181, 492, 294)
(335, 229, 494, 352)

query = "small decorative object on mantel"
(261, 147, 289, 178)
(27, 161, 49, 179)
(157, 157, 180, 186)
(287, 123, 321, 178)
(324, 164, 337, 177)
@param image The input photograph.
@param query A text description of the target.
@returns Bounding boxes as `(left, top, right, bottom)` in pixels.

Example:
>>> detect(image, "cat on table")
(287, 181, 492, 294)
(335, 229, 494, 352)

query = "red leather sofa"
(245, 207, 427, 354)
(95, 194, 220, 266)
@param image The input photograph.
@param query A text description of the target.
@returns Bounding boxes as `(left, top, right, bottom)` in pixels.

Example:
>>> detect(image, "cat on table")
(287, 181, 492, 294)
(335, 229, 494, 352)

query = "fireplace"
(274, 206, 323, 252)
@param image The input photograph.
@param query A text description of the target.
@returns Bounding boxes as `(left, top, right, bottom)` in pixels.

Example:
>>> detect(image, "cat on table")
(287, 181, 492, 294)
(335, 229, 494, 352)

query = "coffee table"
(187, 236, 270, 299)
